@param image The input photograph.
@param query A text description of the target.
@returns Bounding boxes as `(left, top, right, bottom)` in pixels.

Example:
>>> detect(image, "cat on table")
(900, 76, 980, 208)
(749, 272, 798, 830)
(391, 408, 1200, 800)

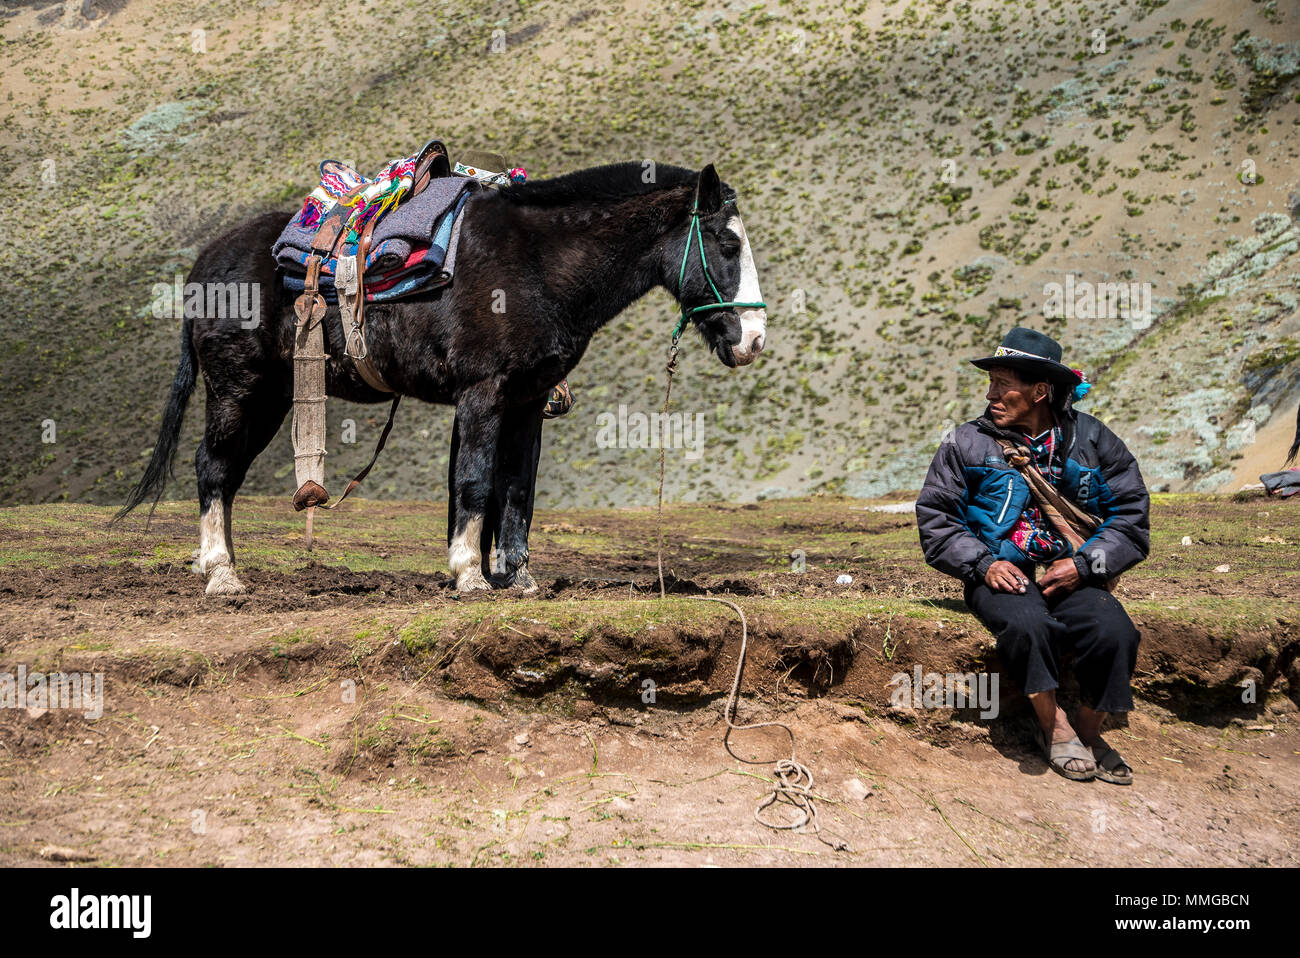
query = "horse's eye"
(719, 240, 741, 257)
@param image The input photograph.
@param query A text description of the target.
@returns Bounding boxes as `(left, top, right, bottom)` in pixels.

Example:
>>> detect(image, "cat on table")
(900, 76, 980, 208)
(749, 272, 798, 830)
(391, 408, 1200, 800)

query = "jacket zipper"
(996, 476, 1014, 523)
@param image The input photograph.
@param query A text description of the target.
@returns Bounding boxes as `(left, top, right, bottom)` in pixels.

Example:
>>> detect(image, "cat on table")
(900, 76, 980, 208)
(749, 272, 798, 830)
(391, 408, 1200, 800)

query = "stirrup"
(293, 480, 330, 512)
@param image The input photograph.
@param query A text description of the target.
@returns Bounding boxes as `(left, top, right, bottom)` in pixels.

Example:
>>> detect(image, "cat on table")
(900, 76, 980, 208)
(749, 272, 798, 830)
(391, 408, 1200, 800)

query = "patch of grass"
(270, 628, 316, 653)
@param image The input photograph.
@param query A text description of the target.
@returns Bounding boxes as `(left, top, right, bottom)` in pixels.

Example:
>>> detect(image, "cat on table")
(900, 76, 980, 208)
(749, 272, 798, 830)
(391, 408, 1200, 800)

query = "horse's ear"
(696, 164, 723, 214)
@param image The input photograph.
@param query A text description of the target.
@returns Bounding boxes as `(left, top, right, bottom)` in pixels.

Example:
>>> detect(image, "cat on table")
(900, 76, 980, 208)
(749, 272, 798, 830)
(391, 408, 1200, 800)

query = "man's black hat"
(970, 327, 1083, 387)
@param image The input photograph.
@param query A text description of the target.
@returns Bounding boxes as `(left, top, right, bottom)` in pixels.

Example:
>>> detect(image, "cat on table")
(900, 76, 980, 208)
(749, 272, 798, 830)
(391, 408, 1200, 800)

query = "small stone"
(1214, 564, 1231, 573)
(842, 778, 871, 801)
(513, 732, 531, 747)
(39, 846, 96, 862)
(836, 574, 853, 585)
(1181, 536, 1192, 546)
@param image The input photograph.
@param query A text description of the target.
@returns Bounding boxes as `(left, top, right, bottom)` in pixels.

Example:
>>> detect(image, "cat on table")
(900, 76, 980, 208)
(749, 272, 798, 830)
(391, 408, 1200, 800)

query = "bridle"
(672, 192, 766, 345)
(657, 183, 767, 610)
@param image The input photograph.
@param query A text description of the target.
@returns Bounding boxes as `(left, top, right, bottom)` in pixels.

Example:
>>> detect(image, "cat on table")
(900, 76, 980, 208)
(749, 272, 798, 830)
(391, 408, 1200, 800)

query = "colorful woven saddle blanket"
(272, 148, 480, 303)
(1261, 468, 1300, 498)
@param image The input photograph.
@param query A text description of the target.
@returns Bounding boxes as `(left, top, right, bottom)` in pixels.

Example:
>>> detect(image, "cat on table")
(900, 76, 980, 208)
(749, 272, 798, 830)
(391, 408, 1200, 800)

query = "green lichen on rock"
(118, 101, 210, 153)
(1232, 34, 1300, 113)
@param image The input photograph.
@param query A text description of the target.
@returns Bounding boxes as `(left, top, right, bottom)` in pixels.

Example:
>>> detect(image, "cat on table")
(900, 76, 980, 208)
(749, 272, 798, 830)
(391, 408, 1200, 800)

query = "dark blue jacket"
(916, 406, 1150, 586)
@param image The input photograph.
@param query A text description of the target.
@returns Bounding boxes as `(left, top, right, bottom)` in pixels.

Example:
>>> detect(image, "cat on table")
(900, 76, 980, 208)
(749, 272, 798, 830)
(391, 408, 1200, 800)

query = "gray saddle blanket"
(272, 175, 480, 302)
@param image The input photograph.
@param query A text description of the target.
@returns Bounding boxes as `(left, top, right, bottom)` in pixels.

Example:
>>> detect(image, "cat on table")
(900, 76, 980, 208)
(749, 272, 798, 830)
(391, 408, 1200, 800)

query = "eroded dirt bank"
(0, 495, 1296, 865)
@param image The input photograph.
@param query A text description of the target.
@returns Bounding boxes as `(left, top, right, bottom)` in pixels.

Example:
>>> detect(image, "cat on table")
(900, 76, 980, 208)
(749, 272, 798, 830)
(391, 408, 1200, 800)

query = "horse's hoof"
(205, 566, 246, 596)
(511, 569, 539, 593)
(456, 570, 492, 592)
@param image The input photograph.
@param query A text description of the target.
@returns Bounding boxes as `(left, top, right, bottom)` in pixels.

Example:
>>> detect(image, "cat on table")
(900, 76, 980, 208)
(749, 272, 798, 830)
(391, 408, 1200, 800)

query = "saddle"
(294, 139, 451, 389)
(290, 139, 451, 525)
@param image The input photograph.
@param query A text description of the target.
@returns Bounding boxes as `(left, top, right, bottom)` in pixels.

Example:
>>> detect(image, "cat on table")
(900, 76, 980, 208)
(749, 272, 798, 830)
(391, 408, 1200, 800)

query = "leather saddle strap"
(347, 213, 395, 393)
(295, 194, 358, 324)
(310, 201, 354, 257)
(294, 256, 326, 330)
(318, 395, 402, 510)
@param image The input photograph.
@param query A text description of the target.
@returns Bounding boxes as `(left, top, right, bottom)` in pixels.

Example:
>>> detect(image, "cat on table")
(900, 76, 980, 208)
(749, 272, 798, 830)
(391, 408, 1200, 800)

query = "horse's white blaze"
(448, 514, 485, 585)
(726, 214, 766, 365)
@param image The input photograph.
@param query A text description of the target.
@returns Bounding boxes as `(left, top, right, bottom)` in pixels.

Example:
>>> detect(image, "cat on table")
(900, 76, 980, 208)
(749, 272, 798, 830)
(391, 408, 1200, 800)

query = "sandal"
(1089, 740, 1133, 785)
(1034, 725, 1097, 781)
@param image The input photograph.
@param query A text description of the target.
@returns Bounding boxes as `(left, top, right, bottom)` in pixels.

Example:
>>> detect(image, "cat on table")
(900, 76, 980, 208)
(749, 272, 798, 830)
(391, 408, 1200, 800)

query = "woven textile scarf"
(996, 430, 1120, 592)
(1007, 426, 1067, 560)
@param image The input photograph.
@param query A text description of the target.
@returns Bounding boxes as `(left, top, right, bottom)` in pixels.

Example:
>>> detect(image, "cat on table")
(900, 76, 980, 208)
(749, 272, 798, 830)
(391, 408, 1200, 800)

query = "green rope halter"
(672, 194, 766, 343)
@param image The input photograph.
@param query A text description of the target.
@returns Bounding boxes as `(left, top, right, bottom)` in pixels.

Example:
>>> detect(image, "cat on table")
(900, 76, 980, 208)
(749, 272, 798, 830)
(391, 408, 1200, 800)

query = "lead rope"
(654, 343, 849, 853)
(656, 342, 679, 599)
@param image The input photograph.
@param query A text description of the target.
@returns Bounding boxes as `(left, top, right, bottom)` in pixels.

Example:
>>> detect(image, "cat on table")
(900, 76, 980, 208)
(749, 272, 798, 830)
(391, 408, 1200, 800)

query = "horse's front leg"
(492, 400, 546, 592)
(447, 386, 502, 591)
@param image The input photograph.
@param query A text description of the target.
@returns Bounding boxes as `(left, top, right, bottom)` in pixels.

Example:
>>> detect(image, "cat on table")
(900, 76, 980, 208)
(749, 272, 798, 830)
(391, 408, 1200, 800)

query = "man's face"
(986, 366, 1048, 429)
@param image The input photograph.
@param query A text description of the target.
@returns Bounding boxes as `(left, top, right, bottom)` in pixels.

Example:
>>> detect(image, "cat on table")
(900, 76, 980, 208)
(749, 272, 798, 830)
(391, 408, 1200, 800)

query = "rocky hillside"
(1, 0, 1297, 509)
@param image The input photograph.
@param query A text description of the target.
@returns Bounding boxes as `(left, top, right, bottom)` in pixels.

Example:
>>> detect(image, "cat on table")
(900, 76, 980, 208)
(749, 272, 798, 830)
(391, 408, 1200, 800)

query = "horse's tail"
(113, 315, 198, 525)
(1288, 402, 1300, 467)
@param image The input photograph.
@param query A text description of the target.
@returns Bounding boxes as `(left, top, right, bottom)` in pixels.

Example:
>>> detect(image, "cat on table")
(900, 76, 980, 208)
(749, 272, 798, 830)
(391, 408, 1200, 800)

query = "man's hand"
(985, 560, 1029, 594)
(1039, 557, 1081, 598)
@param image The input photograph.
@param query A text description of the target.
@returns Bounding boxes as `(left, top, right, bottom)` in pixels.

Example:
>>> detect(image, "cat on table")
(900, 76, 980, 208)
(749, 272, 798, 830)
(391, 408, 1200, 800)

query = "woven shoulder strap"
(996, 438, 1101, 549)
(995, 437, 1120, 593)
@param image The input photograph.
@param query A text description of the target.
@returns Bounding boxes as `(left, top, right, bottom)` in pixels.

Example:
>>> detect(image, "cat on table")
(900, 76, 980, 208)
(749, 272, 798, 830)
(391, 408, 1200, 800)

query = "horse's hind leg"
(196, 387, 289, 595)
(491, 403, 544, 592)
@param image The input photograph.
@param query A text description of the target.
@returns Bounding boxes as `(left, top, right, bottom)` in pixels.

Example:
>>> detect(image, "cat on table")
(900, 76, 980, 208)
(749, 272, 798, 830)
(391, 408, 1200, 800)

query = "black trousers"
(964, 581, 1140, 713)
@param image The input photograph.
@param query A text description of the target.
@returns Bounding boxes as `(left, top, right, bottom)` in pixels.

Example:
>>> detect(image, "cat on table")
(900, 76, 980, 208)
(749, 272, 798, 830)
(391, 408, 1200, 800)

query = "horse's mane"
(497, 161, 736, 208)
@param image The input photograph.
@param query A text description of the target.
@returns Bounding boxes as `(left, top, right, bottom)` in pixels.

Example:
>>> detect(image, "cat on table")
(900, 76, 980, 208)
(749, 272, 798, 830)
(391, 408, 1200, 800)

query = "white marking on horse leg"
(725, 214, 767, 365)
(198, 500, 245, 595)
(511, 562, 539, 594)
(197, 501, 226, 574)
(206, 564, 245, 596)
(448, 514, 490, 591)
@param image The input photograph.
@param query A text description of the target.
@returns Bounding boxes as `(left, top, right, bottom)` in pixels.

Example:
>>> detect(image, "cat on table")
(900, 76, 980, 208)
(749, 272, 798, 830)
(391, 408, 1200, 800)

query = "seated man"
(916, 327, 1150, 784)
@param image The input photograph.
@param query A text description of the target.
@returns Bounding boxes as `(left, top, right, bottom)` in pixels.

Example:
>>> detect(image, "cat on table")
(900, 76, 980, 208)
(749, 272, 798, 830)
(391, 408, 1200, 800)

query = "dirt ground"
(0, 494, 1297, 866)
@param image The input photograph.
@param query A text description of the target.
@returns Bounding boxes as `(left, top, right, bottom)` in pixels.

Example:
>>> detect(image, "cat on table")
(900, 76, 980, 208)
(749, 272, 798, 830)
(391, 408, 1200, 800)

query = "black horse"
(116, 163, 768, 595)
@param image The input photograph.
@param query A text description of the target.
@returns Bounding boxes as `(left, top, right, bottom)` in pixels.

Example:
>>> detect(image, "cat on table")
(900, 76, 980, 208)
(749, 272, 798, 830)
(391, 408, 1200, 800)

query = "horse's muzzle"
(730, 319, 766, 366)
